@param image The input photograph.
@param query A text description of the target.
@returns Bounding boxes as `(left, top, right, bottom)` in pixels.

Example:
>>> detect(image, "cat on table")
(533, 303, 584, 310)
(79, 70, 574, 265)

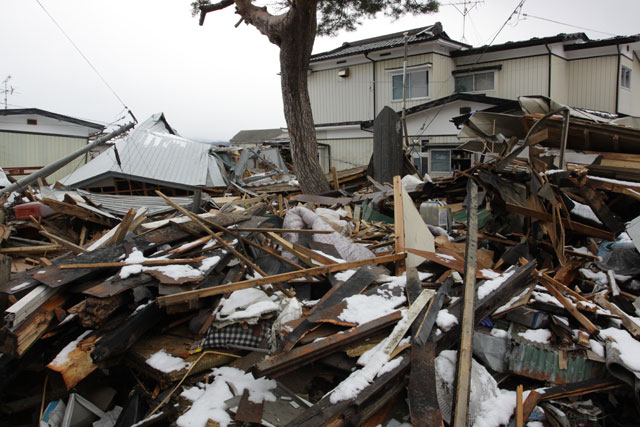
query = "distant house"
(0, 108, 104, 183)
(60, 113, 227, 195)
(308, 23, 640, 176)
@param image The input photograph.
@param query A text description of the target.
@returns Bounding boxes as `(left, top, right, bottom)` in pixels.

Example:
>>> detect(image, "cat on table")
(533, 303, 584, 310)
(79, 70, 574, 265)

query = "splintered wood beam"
(58, 257, 206, 269)
(452, 179, 478, 427)
(110, 208, 137, 244)
(157, 253, 406, 307)
(267, 232, 315, 266)
(593, 294, 640, 339)
(409, 341, 442, 426)
(539, 275, 598, 335)
(156, 191, 267, 277)
(39, 230, 87, 254)
(0, 245, 63, 254)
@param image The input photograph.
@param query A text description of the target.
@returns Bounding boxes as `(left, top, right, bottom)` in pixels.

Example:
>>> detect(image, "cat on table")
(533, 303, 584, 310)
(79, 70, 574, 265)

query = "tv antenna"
(443, 0, 485, 43)
(2, 75, 15, 110)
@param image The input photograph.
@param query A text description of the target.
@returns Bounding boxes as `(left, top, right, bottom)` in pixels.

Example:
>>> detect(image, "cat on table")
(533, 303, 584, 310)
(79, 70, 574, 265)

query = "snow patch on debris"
(176, 367, 276, 427)
(335, 269, 357, 282)
(338, 293, 405, 325)
(436, 309, 458, 332)
(147, 265, 202, 280)
(146, 350, 191, 373)
(477, 268, 516, 300)
(50, 330, 92, 367)
(570, 199, 602, 224)
(494, 287, 530, 315)
(600, 327, 640, 371)
(124, 248, 147, 264)
(589, 339, 605, 358)
(490, 328, 508, 339)
(199, 255, 221, 272)
(518, 328, 552, 344)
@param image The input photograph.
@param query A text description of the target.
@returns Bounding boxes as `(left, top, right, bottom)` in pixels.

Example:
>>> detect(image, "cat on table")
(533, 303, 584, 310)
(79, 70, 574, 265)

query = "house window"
(621, 66, 631, 89)
(392, 69, 429, 100)
(431, 149, 451, 173)
(411, 139, 430, 175)
(455, 71, 495, 93)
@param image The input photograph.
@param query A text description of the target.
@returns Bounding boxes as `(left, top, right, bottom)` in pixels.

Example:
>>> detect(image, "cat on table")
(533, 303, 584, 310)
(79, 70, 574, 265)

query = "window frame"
(390, 65, 430, 101)
(454, 71, 496, 93)
(621, 66, 632, 90)
(430, 149, 452, 173)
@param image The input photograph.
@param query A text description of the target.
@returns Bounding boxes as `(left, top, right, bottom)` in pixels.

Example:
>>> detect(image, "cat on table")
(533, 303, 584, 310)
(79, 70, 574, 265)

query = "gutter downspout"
(545, 44, 552, 98)
(364, 51, 376, 120)
(615, 44, 621, 115)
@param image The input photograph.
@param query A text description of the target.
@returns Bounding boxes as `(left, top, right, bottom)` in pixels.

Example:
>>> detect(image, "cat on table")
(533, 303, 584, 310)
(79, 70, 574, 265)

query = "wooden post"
(0, 254, 10, 286)
(516, 384, 524, 427)
(331, 167, 339, 190)
(452, 179, 478, 427)
(393, 175, 405, 276)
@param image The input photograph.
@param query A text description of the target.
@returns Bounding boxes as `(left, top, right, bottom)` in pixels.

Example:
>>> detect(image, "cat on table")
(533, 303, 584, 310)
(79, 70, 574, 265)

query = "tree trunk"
(279, 3, 331, 194)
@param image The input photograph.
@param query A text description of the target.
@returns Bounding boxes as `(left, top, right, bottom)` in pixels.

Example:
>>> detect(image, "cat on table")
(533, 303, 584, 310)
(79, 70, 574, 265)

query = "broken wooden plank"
(156, 253, 405, 307)
(452, 179, 478, 427)
(539, 275, 598, 335)
(405, 247, 492, 279)
(47, 332, 98, 389)
(280, 265, 384, 352)
(39, 230, 87, 254)
(0, 245, 63, 255)
(58, 257, 206, 269)
(41, 197, 114, 226)
(393, 175, 405, 275)
(256, 311, 402, 378)
(593, 294, 640, 339)
(409, 341, 442, 426)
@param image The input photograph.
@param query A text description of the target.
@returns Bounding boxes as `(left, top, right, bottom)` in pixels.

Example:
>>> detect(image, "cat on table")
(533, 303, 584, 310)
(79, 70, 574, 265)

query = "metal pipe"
(1, 122, 135, 195)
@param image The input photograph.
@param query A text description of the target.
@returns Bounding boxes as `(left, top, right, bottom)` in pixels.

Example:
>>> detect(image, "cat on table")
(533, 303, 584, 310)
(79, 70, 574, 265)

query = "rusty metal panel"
(506, 324, 608, 384)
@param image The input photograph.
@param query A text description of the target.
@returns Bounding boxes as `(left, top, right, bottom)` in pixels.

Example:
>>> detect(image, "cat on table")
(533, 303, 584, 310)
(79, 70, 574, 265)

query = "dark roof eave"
(564, 35, 640, 51)
(0, 108, 105, 130)
(451, 32, 587, 57)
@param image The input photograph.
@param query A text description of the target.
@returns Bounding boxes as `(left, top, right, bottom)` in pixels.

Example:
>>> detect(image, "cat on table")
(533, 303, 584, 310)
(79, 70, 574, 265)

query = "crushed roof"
(0, 108, 105, 130)
(60, 113, 226, 189)
(310, 22, 466, 62)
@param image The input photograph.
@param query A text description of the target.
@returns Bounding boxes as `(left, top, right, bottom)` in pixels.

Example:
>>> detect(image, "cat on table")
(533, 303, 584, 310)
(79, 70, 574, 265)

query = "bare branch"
(199, 0, 234, 26)
(234, 0, 287, 46)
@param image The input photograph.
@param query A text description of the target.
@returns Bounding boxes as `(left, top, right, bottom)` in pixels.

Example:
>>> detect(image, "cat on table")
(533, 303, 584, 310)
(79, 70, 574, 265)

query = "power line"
(522, 14, 616, 37)
(34, 0, 132, 116)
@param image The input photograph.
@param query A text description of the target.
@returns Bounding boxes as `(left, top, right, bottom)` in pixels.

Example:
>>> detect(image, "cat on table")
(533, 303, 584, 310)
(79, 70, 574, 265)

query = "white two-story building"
(308, 23, 640, 176)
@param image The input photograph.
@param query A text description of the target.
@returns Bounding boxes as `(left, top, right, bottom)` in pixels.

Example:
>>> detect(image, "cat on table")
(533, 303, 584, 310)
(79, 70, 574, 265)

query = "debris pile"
(2, 104, 640, 426)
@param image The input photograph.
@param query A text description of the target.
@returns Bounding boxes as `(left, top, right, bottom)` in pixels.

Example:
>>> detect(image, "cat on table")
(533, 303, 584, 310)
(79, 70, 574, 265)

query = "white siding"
(568, 56, 617, 113)
(618, 55, 637, 116)
(318, 138, 373, 171)
(0, 132, 87, 183)
(550, 55, 569, 104)
(308, 62, 373, 124)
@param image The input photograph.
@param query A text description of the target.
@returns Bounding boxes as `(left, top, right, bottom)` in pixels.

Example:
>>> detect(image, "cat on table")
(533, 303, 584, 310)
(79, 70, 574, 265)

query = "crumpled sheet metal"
(282, 206, 375, 262)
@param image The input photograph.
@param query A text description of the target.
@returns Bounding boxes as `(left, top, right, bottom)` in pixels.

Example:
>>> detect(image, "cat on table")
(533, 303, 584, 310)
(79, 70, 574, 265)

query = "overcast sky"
(3, 0, 639, 141)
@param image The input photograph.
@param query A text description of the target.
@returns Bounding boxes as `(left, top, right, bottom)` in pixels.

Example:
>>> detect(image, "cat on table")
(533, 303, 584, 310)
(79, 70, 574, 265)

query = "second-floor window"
(455, 71, 495, 93)
(621, 66, 631, 89)
(392, 69, 429, 100)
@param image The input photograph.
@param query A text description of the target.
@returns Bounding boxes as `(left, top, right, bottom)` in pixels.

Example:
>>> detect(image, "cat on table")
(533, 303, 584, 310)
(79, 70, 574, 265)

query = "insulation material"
(402, 184, 435, 268)
(282, 206, 374, 261)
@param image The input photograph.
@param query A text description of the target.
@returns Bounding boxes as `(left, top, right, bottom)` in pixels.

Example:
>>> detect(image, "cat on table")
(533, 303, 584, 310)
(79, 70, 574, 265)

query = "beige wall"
(568, 56, 617, 113)
(459, 55, 548, 100)
(308, 62, 373, 124)
(318, 138, 373, 171)
(0, 132, 87, 183)
(618, 55, 638, 116)
(550, 55, 569, 104)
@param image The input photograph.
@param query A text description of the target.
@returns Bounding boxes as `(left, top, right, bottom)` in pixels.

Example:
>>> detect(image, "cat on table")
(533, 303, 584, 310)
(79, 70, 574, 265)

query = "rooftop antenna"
(444, 0, 484, 43)
(2, 75, 15, 110)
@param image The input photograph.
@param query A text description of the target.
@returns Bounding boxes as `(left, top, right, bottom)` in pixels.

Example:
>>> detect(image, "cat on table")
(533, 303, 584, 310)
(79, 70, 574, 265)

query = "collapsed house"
(2, 101, 640, 427)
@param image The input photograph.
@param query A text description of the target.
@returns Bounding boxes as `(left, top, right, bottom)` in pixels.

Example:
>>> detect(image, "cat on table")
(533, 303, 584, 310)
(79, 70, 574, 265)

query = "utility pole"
(2, 75, 14, 110)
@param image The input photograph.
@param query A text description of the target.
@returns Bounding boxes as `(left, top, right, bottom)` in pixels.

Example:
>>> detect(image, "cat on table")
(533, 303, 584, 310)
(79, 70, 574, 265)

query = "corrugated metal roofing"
(506, 323, 608, 384)
(59, 113, 227, 189)
(76, 190, 195, 217)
